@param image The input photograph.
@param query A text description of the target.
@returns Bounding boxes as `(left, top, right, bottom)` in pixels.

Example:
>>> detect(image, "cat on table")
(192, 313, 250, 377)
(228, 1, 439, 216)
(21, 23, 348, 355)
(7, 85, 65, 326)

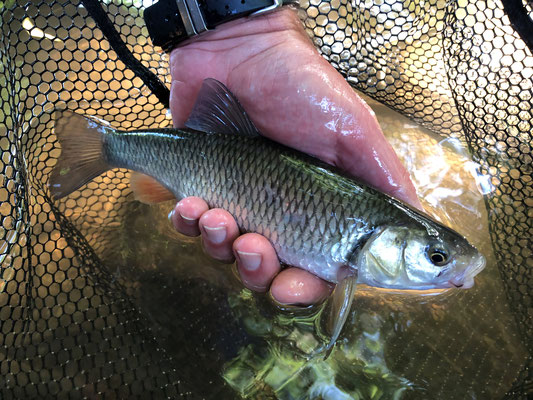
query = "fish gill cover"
(0, 0, 531, 399)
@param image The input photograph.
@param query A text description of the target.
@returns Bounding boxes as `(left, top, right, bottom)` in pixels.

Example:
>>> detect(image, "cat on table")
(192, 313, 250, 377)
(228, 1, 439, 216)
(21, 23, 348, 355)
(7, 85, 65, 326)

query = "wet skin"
(168, 7, 421, 305)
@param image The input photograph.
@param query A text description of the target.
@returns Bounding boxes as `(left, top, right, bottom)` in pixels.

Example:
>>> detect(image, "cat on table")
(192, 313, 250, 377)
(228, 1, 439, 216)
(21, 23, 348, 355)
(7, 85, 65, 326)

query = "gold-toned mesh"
(298, 0, 462, 136)
(1, 0, 531, 398)
(299, 1, 531, 396)
(1, 1, 185, 398)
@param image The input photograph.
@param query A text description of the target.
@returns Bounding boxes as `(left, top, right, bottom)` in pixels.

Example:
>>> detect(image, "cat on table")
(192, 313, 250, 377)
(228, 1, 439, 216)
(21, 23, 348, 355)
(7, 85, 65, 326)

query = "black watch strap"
(144, 0, 288, 52)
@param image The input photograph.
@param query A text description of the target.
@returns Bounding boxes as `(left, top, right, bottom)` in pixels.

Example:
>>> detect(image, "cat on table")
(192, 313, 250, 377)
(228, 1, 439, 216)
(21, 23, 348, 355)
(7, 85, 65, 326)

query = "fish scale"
(49, 80, 486, 353)
(50, 79, 484, 292)
(102, 129, 405, 282)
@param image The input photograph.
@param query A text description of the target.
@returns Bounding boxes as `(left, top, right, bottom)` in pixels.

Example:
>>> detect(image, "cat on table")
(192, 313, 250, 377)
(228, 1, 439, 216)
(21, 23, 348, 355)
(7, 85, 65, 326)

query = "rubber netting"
(0, 0, 531, 399)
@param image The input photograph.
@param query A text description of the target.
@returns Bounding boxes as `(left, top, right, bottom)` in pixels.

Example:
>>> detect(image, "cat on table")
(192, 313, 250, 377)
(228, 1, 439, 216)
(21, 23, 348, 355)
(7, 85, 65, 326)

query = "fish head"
(357, 224, 486, 290)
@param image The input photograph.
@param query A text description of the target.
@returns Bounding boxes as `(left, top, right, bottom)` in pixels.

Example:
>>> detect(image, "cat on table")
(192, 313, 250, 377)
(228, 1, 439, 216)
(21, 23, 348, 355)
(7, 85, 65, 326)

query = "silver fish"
(49, 79, 485, 352)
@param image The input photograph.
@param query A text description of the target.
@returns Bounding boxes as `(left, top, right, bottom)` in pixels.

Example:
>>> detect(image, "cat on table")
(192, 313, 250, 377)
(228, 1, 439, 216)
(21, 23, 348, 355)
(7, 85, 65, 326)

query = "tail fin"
(49, 111, 112, 199)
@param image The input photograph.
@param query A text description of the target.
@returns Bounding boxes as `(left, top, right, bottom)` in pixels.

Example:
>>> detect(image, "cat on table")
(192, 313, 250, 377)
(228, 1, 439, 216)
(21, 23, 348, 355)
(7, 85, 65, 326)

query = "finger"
(199, 208, 240, 262)
(270, 268, 333, 306)
(169, 50, 229, 128)
(233, 233, 281, 292)
(170, 197, 209, 236)
(169, 78, 203, 128)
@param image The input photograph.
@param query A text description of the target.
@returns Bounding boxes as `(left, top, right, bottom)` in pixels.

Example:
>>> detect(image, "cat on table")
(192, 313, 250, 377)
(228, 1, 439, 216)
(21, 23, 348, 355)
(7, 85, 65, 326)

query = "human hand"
(168, 7, 421, 306)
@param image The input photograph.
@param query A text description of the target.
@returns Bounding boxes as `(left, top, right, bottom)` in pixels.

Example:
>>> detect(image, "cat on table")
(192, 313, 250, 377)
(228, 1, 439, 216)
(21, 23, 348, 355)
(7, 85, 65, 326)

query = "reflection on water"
(79, 98, 526, 399)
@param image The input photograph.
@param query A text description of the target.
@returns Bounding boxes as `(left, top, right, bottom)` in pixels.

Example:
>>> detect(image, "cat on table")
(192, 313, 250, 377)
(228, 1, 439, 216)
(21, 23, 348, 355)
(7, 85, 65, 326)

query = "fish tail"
(49, 111, 112, 199)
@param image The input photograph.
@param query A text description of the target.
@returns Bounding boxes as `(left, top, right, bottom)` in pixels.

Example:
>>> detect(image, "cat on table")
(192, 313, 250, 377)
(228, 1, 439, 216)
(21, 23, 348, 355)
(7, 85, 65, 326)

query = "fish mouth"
(448, 280, 463, 288)
(447, 254, 486, 289)
(447, 278, 475, 289)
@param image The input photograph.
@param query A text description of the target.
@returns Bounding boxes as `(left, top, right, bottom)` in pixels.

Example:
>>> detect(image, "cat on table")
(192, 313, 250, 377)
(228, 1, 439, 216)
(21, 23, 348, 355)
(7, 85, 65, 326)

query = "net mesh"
(0, 0, 531, 398)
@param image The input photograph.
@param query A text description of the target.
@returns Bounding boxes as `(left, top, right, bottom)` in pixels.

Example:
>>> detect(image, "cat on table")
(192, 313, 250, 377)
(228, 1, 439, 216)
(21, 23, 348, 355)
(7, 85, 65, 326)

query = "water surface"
(67, 98, 526, 399)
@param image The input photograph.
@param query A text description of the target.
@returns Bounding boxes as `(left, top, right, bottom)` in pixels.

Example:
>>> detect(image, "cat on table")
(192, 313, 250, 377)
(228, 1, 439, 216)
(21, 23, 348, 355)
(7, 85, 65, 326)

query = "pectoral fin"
(323, 268, 358, 359)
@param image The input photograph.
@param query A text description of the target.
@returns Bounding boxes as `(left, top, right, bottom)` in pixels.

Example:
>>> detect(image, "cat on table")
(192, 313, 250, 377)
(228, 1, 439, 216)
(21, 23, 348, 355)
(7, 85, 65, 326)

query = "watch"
(144, 0, 294, 52)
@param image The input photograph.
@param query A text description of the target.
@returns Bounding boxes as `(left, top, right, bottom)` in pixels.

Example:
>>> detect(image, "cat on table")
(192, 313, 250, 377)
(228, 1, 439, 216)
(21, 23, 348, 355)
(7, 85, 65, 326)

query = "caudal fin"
(49, 111, 112, 199)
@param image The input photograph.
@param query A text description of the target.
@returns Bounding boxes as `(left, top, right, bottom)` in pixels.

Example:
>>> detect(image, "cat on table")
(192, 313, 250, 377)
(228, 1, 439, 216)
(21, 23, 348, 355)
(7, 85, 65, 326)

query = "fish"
(49, 78, 486, 353)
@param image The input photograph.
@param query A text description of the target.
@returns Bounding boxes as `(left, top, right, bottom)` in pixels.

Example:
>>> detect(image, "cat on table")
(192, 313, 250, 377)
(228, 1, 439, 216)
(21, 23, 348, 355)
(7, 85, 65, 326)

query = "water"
(63, 97, 526, 399)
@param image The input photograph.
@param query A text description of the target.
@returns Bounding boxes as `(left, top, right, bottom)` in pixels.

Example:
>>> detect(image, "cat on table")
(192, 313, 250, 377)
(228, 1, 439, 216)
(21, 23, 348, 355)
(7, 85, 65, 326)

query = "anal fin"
(130, 172, 175, 204)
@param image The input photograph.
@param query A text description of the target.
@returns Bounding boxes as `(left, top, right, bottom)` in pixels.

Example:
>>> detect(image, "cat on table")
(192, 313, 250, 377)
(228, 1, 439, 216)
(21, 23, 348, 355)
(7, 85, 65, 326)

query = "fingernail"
(179, 211, 197, 226)
(236, 251, 262, 272)
(203, 225, 226, 244)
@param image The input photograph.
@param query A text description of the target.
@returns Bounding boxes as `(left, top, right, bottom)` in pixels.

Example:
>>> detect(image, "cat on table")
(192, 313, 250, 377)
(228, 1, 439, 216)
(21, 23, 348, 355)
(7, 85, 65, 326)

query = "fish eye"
(426, 247, 449, 267)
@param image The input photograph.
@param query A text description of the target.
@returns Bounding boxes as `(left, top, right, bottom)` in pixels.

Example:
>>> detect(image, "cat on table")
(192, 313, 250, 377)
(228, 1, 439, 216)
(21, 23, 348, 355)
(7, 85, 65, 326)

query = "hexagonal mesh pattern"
(0, 0, 185, 398)
(0, 0, 531, 398)
(298, 1, 531, 397)
(299, 0, 462, 136)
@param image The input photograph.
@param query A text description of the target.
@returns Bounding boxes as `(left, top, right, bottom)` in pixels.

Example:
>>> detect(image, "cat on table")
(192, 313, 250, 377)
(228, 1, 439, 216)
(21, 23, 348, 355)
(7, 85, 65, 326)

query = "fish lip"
(472, 254, 487, 276)
(448, 275, 476, 289)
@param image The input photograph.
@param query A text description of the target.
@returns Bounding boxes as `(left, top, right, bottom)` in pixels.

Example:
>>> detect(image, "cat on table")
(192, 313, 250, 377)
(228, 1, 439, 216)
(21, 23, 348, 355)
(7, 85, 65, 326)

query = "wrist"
(144, 0, 298, 52)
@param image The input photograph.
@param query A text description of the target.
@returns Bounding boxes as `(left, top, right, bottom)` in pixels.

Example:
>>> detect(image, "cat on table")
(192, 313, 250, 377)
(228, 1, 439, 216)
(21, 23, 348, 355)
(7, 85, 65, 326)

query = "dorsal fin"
(185, 78, 260, 137)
